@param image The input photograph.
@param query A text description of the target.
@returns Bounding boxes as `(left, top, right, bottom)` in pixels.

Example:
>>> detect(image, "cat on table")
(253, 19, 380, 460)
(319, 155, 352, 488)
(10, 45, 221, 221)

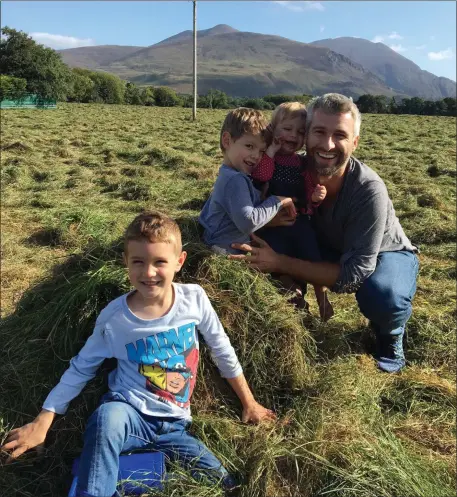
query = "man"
(231, 93, 419, 373)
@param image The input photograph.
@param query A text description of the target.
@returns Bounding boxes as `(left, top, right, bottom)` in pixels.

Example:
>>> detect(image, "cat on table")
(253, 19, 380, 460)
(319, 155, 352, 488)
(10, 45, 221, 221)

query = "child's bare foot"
(318, 296, 334, 322)
(277, 275, 310, 311)
(314, 286, 334, 322)
(289, 291, 310, 311)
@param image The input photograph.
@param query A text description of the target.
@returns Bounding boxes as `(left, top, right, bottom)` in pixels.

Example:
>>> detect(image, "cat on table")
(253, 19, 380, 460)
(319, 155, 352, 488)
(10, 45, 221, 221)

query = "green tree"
(124, 82, 144, 105)
(388, 97, 398, 114)
(0, 26, 71, 100)
(205, 89, 229, 109)
(355, 94, 378, 113)
(67, 69, 95, 103)
(442, 97, 456, 116)
(140, 86, 155, 106)
(243, 98, 274, 110)
(374, 95, 389, 114)
(89, 71, 125, 104)
(154, 86, 182, 107)
(0, 74, 27, 101)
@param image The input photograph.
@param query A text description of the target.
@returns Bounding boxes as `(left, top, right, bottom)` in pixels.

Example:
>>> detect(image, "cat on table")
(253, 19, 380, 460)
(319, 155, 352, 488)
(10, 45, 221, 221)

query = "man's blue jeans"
(75, 393, 234, 497)
(323, 249, 419, 372)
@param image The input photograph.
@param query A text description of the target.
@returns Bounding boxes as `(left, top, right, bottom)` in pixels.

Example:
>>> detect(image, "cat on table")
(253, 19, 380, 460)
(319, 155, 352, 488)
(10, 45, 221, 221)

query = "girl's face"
(275, 116, 306, 155)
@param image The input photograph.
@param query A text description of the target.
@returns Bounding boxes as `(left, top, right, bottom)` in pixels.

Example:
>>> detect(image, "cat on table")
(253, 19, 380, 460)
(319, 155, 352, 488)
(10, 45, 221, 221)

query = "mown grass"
(0, 103, 455, 497)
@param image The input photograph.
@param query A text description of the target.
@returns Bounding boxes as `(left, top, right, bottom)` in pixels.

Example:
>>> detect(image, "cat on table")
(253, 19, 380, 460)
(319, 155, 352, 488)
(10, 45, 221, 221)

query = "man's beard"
(306, 150, 349, 177)
(308, 154, 346, 177)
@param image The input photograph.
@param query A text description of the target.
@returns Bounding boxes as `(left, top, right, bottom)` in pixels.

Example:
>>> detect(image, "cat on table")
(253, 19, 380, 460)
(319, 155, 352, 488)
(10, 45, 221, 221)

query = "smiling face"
(124, 239, 187, 303)
(166, 371, 187, 393)
(221, 131, 266, 175)
(306, 109, 359, 176)
(275, 116, 306, 155)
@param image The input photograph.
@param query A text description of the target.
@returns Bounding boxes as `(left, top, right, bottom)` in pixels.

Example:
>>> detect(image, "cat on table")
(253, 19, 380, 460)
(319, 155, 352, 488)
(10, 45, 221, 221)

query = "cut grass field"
(0, 103, 456, 497)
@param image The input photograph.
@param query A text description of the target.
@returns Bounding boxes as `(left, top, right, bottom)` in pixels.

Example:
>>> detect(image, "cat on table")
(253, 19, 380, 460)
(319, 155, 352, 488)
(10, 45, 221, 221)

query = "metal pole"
(192, 0, 197, 121)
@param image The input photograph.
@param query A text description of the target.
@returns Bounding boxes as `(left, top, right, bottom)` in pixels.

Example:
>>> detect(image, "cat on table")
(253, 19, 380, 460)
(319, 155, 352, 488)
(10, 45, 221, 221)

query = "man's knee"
(356, 276, 412, 324)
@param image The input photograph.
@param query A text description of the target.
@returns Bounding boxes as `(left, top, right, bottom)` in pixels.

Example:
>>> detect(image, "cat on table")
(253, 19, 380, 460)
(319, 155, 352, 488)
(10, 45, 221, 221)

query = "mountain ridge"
(311, 36, 456, 99)
(58, 26, 455, 100)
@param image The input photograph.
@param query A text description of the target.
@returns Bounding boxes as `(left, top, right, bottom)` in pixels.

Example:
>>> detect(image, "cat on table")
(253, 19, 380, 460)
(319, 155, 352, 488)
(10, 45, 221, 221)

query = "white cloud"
(30, 32, 95, 50)
(320, 25, 325, 33)
(372, 35, 384, 43)
(390, 44, 407, 53)
(274, 1, 325, 12)
(372, 31, 404, 44)
(428, 48, 453, 61)
(388, 31, 403, 40)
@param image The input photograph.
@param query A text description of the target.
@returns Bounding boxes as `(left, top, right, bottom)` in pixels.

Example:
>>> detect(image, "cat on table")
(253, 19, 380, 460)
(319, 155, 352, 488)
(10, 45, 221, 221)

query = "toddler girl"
(251, 102, 334, 321)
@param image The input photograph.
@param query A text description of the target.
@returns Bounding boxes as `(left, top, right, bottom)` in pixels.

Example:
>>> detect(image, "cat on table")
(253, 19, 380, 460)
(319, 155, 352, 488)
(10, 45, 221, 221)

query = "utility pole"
(192, 0, 197, 121)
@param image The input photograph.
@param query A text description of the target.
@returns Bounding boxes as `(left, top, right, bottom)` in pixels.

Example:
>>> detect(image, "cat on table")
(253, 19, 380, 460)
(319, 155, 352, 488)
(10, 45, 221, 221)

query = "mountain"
(311, 37, 456, 100)
(154, 24, 239, 46)
(59, 45, 145, 70)
(59, 28, 400, 99)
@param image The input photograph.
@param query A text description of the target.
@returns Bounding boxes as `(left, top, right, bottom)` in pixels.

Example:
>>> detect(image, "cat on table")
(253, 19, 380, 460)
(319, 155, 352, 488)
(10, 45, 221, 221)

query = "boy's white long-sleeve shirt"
(43, 283, 243, 420)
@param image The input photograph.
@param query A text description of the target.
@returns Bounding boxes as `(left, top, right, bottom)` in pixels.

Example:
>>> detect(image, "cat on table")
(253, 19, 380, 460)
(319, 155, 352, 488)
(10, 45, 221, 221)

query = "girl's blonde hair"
(271, 102, 307, 130)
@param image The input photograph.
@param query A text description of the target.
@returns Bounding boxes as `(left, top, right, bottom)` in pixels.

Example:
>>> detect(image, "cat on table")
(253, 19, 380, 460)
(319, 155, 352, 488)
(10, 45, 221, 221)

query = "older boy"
(199, 107, 296, 254)
(2, 212, 275, 496)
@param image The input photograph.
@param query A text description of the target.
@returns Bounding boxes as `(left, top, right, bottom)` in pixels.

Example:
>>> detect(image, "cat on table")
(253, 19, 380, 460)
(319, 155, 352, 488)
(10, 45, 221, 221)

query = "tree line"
(355, 94, 456, 117)
(1, 27, 455, 116)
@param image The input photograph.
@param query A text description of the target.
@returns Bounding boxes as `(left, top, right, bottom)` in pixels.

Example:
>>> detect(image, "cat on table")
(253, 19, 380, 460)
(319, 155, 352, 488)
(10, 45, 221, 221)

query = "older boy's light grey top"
(42, 283, 242, 420)
(311, 156, 417, 294)
(199, 165, 282, 253)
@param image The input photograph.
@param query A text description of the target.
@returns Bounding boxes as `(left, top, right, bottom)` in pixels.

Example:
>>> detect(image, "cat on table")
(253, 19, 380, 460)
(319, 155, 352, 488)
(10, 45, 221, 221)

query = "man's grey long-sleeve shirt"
(311, 156, 417, 294)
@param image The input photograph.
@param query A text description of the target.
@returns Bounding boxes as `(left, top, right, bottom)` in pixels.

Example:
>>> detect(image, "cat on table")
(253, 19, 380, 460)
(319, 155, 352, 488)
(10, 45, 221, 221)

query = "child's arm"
(1, 321, 111, 460)
(224, 175, 295, 234)
(226, 374, 276, 423)
(197, 288, 275, 424)
(1, 409, 55, 462)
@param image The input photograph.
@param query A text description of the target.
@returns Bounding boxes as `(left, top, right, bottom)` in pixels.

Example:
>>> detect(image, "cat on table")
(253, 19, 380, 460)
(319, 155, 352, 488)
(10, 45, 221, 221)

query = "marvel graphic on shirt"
(125, 322, 199, 408)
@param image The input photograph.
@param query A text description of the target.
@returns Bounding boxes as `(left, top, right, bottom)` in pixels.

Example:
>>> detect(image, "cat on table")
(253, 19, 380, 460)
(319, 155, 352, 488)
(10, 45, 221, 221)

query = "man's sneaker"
(376, 333, 406, 373)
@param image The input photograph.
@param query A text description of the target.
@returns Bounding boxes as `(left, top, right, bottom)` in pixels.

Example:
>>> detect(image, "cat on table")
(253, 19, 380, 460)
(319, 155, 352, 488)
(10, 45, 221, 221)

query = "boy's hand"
(311, 184, 327, 203)
(1, 410, 54, 462)
(266, 136, 283, 159)
(242, 400, 276, 424)
(277, 196, 297, 218)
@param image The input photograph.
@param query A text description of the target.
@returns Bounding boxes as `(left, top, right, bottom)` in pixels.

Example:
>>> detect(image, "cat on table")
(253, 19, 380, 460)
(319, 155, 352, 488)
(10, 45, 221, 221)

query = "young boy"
(199, 107, 296, 255)
(1, 212, 275, 496)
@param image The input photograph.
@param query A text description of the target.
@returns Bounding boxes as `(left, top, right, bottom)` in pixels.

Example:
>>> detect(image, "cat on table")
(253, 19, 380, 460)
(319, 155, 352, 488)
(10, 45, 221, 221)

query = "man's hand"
(242, 400, 276, 424)
(1, 410, 54, 462)
(311, 184, 327, 203)
(230, 234, 283, 273)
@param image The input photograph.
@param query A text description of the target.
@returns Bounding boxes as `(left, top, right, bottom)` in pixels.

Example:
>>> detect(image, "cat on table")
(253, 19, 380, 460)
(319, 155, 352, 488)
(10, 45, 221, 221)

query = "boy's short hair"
(220, 107, 268, 151)
(270, 102, 307, 131)
(124, 211, 182, 253)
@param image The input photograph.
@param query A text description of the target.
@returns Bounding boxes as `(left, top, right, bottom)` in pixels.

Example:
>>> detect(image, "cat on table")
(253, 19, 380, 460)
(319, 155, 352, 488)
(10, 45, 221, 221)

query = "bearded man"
(231, 93, 419, 373)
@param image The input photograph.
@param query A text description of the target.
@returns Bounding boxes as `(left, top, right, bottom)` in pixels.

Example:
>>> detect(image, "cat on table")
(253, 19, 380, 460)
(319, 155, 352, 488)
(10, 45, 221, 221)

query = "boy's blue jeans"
(322, 247, 419, 372)
(75, 392, 234, 497)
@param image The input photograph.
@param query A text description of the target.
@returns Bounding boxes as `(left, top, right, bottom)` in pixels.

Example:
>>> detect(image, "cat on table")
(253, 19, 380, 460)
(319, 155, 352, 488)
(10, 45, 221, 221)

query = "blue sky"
(2, 1, 456, 81)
